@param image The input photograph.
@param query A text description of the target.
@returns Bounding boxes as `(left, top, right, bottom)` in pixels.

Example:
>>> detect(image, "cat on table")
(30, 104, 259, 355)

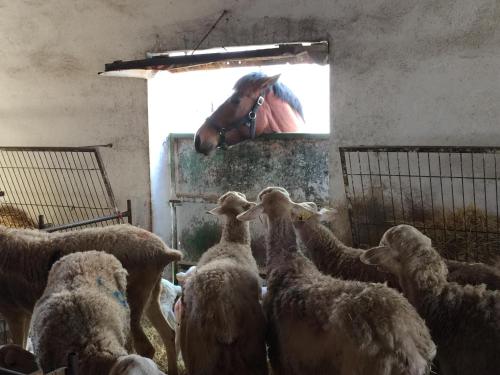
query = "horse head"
(194, 72, 304, 155)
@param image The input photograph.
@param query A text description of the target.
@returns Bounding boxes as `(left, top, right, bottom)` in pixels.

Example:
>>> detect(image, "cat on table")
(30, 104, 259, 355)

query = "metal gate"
(0, 146, 126, 230)
(340, 146, 500, 263)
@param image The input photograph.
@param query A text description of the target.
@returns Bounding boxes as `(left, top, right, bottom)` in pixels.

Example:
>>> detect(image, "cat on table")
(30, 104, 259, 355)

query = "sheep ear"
(291, 202, 317, 221)
(207, 206, 224, 216)
(359, 246, 391, 265)
(237, 203, 264, 221)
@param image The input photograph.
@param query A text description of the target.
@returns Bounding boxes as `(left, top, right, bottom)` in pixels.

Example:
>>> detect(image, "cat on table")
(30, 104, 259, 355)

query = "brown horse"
(194, 72, 305, 155)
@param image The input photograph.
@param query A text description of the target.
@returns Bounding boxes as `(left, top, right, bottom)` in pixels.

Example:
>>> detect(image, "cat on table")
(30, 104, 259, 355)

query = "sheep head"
(109, 354, 166, 375)
(208, 191, 255, 217)
(290, 201, 339, 225)
(360, 225, 433, 275)
(237, 187, 317, 221)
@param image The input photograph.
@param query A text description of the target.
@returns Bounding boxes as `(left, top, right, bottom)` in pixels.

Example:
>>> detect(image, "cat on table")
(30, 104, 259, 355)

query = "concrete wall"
(2, 0, 499, 233)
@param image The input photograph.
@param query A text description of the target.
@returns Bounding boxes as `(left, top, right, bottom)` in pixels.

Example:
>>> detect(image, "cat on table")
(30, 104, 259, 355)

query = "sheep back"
(31, 251, 130, 374)
(181, 247, 267, 375)
(264, 254, 435, 375)
(445, 259, 500, 290)
(0, 224, 181, 313)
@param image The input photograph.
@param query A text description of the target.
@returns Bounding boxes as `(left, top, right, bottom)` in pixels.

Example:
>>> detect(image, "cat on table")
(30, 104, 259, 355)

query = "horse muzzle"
(194, 133, 216, 156)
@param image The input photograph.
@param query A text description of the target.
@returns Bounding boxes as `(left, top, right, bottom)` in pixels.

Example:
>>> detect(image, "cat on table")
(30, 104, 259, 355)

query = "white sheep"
(360, 224, 500, 375)
(0, 224, 182, 375)
(238, 187, 436, 375)
(179, 192, 268, 375)
(159, 278, 182, 331)
(294, 206, 500, 290)
(291, 206, 401, 289)
(31, 251, 165, 375)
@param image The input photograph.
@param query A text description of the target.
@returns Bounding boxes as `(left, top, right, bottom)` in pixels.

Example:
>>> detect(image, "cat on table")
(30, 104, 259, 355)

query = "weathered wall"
(1, 0, 499, 232)
(168, 134, 329, 264)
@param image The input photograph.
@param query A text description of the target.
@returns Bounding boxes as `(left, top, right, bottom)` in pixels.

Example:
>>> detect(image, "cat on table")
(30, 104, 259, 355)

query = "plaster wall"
(1, 0, 499, 234)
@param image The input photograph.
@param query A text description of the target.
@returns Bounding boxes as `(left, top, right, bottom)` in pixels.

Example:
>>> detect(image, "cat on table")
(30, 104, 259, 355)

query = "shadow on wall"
(350, 194, 500, 264)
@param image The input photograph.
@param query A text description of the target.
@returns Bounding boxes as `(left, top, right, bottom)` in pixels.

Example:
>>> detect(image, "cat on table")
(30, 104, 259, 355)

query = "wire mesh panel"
(340, 146, 500, 263)
(0, 146, 123, 230)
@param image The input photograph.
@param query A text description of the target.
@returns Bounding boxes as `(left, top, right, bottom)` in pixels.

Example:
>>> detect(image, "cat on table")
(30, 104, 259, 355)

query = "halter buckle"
(256, 95, 264, 106)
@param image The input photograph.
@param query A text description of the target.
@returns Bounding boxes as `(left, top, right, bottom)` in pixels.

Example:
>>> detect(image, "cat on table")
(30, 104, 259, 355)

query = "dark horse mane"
(234, 72, 304, 120)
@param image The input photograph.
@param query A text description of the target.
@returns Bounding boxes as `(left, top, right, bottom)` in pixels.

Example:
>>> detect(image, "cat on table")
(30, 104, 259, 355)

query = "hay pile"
(426, 206, 500, 264)
(0, 204, 36, 228)
(350, 196, 499, 264)
(142, 318, 187, 374)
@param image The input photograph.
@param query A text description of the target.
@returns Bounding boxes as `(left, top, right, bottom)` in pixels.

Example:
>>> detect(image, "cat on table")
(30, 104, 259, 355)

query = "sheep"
(109, 354, 166, 375)
(0, 224, 182, 375)
(237, 187, 436, 375)
(31, 251, 165, 375)
(291, 206, 401, 289)
(179, 191, 268, 375)
(360, 224, 500, 375)
(294, 206, 500, 290)
(0, 344, 40, 374)
(159, 278, 182, 331)
(445, 259, 500, 289)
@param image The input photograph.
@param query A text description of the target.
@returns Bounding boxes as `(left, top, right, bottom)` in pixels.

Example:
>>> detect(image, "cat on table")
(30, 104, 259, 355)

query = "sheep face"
(237, 186, 317, 221)
(360, 225, 433, 274)
(208, 191, 255, 217)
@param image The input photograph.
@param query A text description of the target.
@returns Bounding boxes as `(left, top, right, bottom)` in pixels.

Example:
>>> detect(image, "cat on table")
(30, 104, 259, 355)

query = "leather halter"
(206, 93, 265, 149)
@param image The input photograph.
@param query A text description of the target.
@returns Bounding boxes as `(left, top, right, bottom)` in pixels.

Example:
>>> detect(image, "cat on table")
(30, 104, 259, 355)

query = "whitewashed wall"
(1, 0, 499, 234)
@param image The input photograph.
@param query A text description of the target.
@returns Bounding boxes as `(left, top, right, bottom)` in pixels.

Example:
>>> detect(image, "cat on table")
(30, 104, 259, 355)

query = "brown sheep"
(361, 224, 500, 375)
(31, 251, 165, 375)
(0, 224, 182, 375)
(238, 187, 436, 375)
(180, 192, 268, 375)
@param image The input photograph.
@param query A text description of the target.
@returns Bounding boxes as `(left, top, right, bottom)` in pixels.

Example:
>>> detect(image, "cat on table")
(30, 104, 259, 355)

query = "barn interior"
(1, 1, 500, 374)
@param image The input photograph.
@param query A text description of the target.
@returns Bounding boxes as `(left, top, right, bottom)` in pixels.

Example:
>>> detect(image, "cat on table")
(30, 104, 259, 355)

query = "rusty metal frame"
(102, 41, 329, 74)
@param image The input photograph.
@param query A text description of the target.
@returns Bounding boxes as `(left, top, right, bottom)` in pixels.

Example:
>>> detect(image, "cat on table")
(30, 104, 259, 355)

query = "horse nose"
(194, 134, 201, 152)
(194, 132, 214, 155)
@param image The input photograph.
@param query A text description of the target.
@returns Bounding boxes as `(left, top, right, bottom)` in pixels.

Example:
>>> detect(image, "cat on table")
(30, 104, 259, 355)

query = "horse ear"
(256, 74, 280, 90)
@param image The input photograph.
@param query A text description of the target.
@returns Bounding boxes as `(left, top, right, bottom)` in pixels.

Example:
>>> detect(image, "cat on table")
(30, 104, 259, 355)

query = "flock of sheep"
(0, 224, 181, 374)
(0, 186, 499, 375)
